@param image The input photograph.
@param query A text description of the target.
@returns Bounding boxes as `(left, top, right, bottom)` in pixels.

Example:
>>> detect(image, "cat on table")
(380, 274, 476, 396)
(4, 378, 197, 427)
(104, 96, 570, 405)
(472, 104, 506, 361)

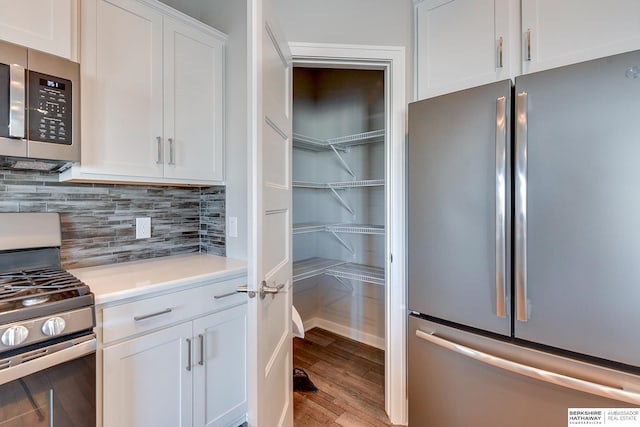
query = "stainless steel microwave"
(0, 39, 79, 171)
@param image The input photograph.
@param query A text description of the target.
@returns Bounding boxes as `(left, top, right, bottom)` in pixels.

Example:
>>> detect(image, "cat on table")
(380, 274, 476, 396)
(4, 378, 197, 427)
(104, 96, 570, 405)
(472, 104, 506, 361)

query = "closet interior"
(291, 67, 386, 349)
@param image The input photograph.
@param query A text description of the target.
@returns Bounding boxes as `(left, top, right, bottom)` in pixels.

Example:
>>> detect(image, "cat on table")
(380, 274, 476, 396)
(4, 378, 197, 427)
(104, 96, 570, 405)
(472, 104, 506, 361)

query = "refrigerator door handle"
(515, 91, 529, 322)
(495, 96, 507, 318)
(415, 329, 640, 405)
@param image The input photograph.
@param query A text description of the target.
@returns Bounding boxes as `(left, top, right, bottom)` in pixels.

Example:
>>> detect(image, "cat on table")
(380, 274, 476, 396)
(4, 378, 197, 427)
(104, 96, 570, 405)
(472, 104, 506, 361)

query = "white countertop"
(69, 254, 247, 305)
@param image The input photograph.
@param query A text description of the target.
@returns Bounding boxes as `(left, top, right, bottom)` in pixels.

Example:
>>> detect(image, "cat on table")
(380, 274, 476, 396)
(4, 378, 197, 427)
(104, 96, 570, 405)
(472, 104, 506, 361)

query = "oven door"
(0, 334, 96, 427)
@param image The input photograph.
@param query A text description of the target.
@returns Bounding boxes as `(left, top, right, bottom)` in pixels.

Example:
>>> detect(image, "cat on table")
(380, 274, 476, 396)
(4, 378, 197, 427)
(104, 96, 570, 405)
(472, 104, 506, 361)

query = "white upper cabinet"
(521, 0, 640, 74)
(163, 18, 224, 182)
(63, 0, 226, 185)
(81, 0, 164, 178)
(415, 0, 640, 99)
(415, 0, 515, 99)
(0, 0, 77, 60)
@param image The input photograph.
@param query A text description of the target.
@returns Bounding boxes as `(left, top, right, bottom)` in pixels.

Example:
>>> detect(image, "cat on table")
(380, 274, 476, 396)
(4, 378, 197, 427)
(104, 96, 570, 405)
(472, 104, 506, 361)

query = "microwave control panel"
(28, 71, 72, 145)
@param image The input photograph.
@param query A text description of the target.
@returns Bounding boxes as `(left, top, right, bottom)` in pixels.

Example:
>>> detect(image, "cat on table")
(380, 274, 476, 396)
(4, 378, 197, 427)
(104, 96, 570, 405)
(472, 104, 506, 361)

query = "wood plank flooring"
(293, 328, 399, 427)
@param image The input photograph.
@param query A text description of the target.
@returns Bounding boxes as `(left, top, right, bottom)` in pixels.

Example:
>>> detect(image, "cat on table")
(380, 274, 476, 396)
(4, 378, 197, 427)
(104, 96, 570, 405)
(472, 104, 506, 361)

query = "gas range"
(0, 213, 95, 359)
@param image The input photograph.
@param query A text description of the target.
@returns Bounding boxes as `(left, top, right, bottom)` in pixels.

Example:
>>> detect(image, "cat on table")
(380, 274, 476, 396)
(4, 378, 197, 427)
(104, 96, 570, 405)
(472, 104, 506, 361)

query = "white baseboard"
(302, 317, 385, 350)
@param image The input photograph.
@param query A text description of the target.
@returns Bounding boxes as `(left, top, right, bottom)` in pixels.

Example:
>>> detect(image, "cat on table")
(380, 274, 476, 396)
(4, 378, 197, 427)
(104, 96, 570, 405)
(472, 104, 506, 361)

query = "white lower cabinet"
(103, 322, 193, 427)
(100, 280, 247, 427)
(194, 305, 247, 427)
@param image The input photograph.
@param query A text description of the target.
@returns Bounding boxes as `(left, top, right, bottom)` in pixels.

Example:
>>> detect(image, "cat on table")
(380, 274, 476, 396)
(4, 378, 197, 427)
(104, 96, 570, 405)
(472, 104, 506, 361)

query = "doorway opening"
(289, 56, 401, 425)
(287, 43, 407, 425)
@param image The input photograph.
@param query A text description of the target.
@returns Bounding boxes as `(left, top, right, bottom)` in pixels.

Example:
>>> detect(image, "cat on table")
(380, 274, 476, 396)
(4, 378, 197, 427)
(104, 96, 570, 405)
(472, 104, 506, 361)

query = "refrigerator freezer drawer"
(409, 315, 640, 427)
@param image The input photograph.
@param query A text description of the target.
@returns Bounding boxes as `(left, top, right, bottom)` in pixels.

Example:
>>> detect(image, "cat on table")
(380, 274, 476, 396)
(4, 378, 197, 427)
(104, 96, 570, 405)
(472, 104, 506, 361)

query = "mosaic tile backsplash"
(0, 168, 225, 269)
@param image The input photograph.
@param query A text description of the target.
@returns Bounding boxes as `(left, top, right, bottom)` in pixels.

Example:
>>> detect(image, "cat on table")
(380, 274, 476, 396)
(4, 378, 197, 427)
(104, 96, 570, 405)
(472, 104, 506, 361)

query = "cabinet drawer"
(101, 277, 246, 344)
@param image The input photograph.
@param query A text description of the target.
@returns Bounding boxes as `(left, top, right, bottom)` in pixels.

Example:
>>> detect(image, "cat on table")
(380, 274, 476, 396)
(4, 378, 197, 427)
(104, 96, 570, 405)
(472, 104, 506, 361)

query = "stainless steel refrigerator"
(408, 49, 640, 426)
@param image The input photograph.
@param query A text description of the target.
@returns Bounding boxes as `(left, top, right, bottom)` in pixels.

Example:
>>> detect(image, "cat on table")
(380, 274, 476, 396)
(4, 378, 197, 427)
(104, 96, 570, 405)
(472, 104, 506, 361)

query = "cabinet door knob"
(497, 36, 504, 69)
(526, 28, 532, 61)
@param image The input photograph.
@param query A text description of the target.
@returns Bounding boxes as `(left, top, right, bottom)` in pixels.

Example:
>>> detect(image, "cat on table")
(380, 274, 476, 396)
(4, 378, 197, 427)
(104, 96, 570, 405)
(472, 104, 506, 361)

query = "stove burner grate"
(0, 267, 89, 306)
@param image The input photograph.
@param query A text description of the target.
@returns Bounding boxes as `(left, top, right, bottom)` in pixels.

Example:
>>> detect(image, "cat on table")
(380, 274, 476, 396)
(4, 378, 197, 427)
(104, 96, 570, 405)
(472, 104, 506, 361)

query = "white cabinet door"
(102, 322, 193, 427)
(163, 18, 225, 182)
(0, 0, 76, 60)
(522, 0, 640, 74)
(80, 0, 164, 178)
(415, 0, 514, 99)
(193, 304, 247, 427)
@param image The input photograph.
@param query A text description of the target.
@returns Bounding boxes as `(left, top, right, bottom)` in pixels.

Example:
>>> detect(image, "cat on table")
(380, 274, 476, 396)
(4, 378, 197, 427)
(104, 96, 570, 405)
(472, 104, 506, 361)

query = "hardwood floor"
(293, 328, 399, 427)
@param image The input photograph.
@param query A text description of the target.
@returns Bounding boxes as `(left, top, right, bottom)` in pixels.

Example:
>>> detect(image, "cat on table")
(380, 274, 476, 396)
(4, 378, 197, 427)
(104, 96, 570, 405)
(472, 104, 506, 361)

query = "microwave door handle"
(9, 64, 25, 139)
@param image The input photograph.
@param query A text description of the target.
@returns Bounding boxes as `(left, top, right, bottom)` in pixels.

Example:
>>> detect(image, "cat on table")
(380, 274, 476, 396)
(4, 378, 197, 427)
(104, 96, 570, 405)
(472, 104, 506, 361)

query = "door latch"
(236, 285, 256, 298)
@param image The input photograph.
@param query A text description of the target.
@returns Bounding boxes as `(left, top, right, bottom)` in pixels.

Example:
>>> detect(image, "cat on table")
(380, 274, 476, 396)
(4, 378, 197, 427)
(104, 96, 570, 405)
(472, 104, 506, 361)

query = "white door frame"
(289, 42, 407, 426)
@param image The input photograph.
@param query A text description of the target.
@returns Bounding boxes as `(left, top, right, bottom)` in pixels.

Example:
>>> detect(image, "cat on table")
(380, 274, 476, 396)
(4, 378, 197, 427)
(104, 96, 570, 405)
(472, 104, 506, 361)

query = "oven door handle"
(0, 335, 96, 386)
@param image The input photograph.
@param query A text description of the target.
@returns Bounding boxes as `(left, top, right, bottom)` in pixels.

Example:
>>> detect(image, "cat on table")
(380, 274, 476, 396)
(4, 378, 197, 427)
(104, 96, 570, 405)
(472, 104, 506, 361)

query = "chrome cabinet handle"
(198, 334, 204, 366)
(133, 308, 172, 322)
(156, 136, 162, 164)
(9, 64, 25, 139)
(168, 138, 175, 165)
(526, 28, 532, 61)
(515, 92, 529, 322)
(186, 338, 192, 371)
(495, 96, 507, 318)
(260, 281, 285, 299)
(236, 285, 256, 298)
(497, 36, 504, 69)
(214, 291, 237, 300)
(415, 330, 640, 405)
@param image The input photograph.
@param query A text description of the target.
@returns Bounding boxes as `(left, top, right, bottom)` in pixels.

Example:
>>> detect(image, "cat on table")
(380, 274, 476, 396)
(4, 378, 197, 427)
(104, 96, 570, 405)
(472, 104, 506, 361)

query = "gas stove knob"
(42, 317, 66, 337)
(1, 325, 29, 346)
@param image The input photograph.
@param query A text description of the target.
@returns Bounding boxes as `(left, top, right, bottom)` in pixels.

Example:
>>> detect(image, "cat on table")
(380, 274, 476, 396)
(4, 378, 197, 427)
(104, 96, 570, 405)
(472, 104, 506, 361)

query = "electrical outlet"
(136, 217, 151, 239)
(228, 216, 238, 238)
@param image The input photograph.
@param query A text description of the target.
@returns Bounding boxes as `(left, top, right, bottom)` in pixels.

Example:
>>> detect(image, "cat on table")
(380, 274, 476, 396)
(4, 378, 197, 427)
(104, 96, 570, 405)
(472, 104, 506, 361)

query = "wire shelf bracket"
(330, 230, 355, 255)
(328, 185, 354, 215)
(329, 144, 355, 178)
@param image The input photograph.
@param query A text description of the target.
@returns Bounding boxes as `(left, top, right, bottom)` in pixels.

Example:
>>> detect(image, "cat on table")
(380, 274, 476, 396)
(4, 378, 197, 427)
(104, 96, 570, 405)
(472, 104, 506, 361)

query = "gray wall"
(205, 0, 248, 261)
(0, 169, 225, 269)
(158, 0, 249, 261)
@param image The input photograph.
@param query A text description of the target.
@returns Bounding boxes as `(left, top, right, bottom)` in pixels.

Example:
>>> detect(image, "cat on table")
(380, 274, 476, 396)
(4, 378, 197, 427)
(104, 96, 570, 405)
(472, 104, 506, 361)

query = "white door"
(247, 0, 293, 425)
